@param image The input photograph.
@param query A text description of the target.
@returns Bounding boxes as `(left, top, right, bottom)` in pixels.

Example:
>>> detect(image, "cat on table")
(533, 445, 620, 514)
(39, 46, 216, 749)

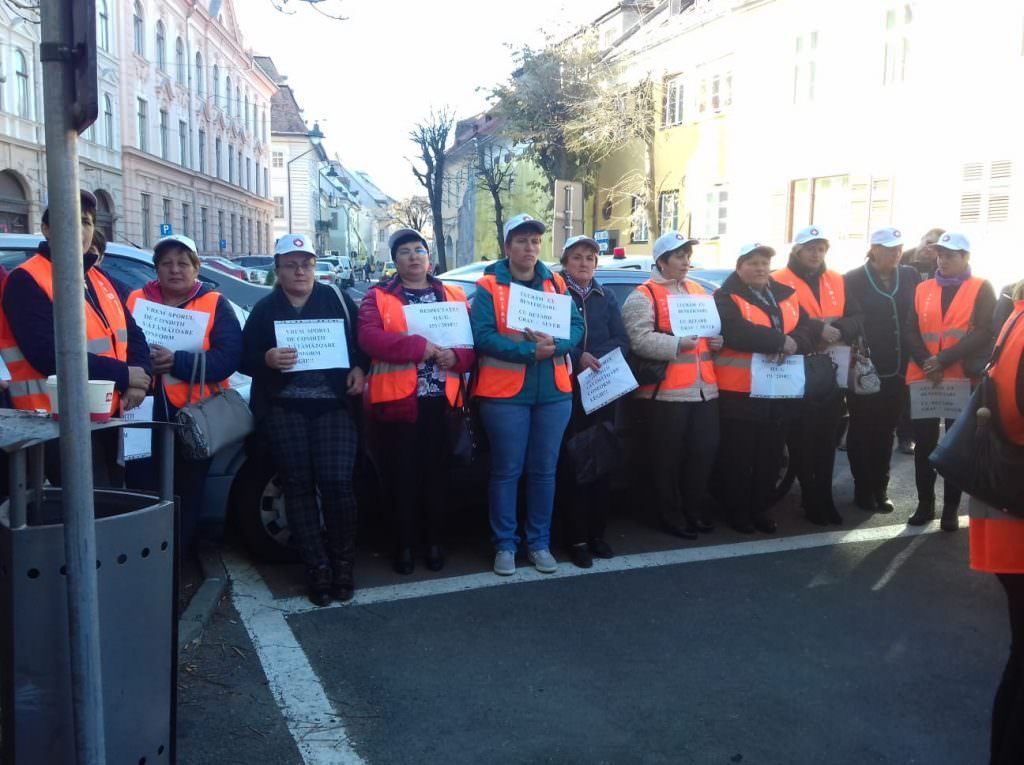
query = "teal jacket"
(471, 259, 585, 406)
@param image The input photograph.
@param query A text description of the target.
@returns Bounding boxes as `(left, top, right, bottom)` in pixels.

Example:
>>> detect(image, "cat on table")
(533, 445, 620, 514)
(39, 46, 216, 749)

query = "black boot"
(907, 498, 935, 526)
(940, 502, 960, 532)
(854, 484, 876, 511)
(331, 559, 354, 602)
(394, 547, 414, 575)
(874, 478, 895, 514)
(305, 565, 332, 608)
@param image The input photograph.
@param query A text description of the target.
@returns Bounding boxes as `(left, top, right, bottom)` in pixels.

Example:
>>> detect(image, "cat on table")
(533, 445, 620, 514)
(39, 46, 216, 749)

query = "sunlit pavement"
(177, 450, 1004, 765)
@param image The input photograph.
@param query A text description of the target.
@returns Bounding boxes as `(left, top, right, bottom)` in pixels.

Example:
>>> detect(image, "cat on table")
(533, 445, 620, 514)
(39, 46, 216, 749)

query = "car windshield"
(315, 263, 333, 272)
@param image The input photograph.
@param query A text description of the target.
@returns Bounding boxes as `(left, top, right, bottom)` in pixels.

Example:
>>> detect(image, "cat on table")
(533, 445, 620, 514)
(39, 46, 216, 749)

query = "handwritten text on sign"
(274, 319, 350, 372)
(667, 294, 721, 338)
(403, 302, 473, 348)
(120, 395, 154, 462)
(909, 379, 971, 420)
(826, 344, 852, 389)
(577, 348, 639, 415)
(505, 283, 573, 340)
(131, 299, 209, 353)
(750, 353, 806, 399)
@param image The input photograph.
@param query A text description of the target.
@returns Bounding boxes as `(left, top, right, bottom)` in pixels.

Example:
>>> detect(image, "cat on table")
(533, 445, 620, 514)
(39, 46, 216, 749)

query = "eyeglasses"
(278, 262, 315, 273)
(396, 247, 429, 258)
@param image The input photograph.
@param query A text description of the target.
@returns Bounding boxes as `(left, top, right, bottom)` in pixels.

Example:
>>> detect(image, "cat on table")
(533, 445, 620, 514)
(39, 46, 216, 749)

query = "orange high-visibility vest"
(970, 497, 1024, 574)
(771, 267, 845, 321)
(988, 301, 1024, 446)
(0, 254, 127, 413)
(905, 277, 985, 383)
(636, 279, 716, 394)
(126, 289, 229, 409)
(366, 284, 467, 408)
(714, 287, 800, 394)
(474, 272, 573, 399)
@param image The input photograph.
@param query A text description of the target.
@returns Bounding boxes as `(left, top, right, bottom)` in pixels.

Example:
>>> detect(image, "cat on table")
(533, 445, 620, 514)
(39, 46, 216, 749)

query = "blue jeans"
(480, 399, 573, 552)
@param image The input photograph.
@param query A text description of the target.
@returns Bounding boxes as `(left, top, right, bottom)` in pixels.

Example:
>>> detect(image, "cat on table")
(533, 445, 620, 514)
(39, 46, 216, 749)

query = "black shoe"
(804, 507, 830, 526)
(394, 548, 415, 576)
(874, 495, 895, 514)
(907, 499, 935, 526)
(940, 503, 960, 532)
(569, 543, 593, 569)
(898, 438, 915, 455)
(331, 562, 354, 603)
(589, 538, 615, 559)
(425, 544, 445, 572)
(752, 516, 778, 534)
(825, 504, 844, 525)
(730, 516, 756, 535)
(854, 487, 876, 511)
(661, 518, 699, 540)
(306, 565, 332, 608)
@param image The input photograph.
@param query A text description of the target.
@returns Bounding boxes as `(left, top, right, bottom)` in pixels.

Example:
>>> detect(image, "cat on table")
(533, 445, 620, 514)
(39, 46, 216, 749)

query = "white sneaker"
(493, 550, 516, 576)
(528, 548, 558, 574)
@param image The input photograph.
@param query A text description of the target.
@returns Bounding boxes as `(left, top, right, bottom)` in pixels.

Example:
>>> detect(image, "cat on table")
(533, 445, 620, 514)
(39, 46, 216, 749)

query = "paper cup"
(87, 380, 116, 422)
(44, 375, 59, 417)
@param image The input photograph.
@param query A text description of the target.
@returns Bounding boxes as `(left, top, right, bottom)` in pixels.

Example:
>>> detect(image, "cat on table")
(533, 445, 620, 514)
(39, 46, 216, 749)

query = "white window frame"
(155, 21, 165, 71)
(659, 191, 679, 232)
(793, 32, 818, 104)
(630, 196, 650, 243)
(98, 0, 110, 52)
(272, 151, 284, 168)
(662, 77, 684, 127)
(133, 2, 144, 56)
(137, 98, 148, 152)
(14, 50, 29, 118)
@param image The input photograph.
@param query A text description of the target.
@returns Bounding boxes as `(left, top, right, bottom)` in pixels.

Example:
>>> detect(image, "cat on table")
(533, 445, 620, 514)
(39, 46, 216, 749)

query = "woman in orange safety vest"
(903, 231, 995, 531)
(357, 228, 475, 576)
(969, 279, 1024, 765)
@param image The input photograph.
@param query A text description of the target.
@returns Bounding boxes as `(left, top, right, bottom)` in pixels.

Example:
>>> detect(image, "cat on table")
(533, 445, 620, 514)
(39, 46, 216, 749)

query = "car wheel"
(229, 455, 301, 563)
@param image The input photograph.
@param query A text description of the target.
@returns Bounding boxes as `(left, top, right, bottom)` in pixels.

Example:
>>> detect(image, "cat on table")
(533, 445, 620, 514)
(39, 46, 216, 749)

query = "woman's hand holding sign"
(526, 328, 556, 360)
(265, 346, 298, 371)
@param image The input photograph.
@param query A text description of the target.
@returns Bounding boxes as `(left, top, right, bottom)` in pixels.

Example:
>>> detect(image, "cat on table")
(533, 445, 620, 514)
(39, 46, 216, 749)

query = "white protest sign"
(0, 354, 10, 382)
(909, 378, 971, 420)
(505, 282, 573, 340)
(131, 298, 209, 353)
(667, 294, 721, 338)
(827, 344, 852, 389)
(577, 347, 639, 415)
(403, 302, 473, 348)
(274, 319, 350, 372)
(121, 395, 154, 462)
(750, 353, 806, 399)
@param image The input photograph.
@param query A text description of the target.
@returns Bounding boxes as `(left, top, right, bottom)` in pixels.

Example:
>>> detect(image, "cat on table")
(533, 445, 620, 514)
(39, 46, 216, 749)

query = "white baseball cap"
(737, 242, 776, 262)
(652, 231, 699, 261)
(793, 225, 828, 245)
(562, 234, 601, 254)
(503, 213, 546, 242)
(153, 234, 198, 255)
(870, 227, 903, 247)
(935, 231, 971, 252)
(274, 233, 316, 257)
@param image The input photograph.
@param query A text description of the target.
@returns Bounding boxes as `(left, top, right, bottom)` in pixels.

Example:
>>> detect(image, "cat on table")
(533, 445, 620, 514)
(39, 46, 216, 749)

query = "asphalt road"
(177, 447, 1010, 765)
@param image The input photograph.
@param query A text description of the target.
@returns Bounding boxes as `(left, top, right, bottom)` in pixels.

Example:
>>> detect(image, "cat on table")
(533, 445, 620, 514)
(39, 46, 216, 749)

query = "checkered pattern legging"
(263, 406, 359, 568)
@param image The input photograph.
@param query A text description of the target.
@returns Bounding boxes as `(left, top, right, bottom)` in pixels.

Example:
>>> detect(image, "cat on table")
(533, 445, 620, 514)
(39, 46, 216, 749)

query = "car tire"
(229, 453, 301, 564)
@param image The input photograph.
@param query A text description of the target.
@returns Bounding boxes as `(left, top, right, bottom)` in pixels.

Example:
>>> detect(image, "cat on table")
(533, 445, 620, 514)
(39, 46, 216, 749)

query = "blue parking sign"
(159, 223, 173, 236)
(219, 239, 227, 250)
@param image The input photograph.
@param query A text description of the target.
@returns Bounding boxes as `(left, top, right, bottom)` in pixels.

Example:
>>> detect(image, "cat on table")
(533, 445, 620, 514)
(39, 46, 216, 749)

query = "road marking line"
(872, 532, 930, 591)
(265, 519, 945, 617)
(227, 553, 366, 765)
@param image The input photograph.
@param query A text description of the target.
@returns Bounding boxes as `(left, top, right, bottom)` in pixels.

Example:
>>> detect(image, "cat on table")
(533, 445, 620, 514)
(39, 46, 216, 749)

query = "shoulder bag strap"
(329, 283, 355, 349)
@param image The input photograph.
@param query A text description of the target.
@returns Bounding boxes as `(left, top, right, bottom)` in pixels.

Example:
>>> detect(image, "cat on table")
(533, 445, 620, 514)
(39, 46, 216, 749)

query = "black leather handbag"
(803, 352, 840, 403)
(930, 312, 1024, 517)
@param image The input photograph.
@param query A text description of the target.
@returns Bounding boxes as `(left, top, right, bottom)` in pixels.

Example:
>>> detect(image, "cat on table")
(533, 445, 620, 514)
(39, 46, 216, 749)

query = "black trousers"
(992, 573, 1024, 765)
(264, 406, 359, 569)
(717, 414, 788, 525)
(373, 397, 449, 550)
(789, 395, 844, 511)
(634, 398, 719, 526)
(911, 417, 961, 506)
(555, 404, 614, 547)
(847, 376, 906, 498)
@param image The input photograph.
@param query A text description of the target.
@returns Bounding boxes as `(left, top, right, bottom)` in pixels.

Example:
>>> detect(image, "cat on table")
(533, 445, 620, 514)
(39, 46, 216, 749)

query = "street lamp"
(286, 121, 325, 235)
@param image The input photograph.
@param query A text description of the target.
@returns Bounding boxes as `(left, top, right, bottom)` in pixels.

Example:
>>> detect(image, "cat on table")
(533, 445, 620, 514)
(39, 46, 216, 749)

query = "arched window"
(98, 0, 110, 52)
(104, 94, 114, 149)
(261, 109, 266, 143)
(15, 51, 29, 118)
(175, 38, 185, 85)
(235, 86, 240, 121)
(195, 52, 204, 96)
(244, 94, 249, 133)
(212, 64, 220, 106)
(133, 2, 144, 55)
(225, 75, 231, 114)
(155, 21, 165, 70)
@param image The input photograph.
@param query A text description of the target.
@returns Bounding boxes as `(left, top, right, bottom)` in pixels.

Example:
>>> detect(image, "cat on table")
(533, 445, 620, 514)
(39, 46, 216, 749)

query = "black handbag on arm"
(930, 311, 1024, 516)
(803, 352, 840, 403)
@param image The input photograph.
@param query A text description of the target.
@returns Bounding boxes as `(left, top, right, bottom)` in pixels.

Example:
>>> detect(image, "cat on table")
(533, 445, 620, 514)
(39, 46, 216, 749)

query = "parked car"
(314, 261, 337, 285)
(201, 256, 248, 281)
(236, 255, 274, 284)
(336, 255, 354, 287)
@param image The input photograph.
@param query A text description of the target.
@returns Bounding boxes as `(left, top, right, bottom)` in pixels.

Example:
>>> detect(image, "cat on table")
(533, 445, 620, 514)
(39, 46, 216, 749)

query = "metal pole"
(39, 1, 107, 762)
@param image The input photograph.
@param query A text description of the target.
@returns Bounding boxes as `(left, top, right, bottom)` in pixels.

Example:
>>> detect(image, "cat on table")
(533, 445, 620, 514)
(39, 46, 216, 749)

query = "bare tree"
(263, 0, 347, 20)
(410, 108, 455, 273)
(474, 137, 515, 256)
(1, 0, 40, 23)
(391, 196, 432, 234)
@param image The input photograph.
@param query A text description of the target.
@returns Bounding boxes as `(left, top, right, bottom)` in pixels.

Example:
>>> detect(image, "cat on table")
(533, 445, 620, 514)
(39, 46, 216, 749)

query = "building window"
(704, 186, 728, 237)
(217, 210, 224, 251)
(198, 129, 206, 173)
(630, 196, 649, 243)
(175, 38, 185, 85)
(960, 160, 1012, 225)
(212, 65, 219, 105)
(883, 4, 913, 85)
(659, 191, 679, 232)
(133, 1, 144, 56)
(230, 213, 237, 252)
(155, 21, 166, 71)
(257, 222, 262, 255)
(789, 175, 848, 240)
(98, 0, 110, 52)
(182, 203, 190, 236)
(246, 158, 252, 191)
(263, 168, 269, 198)
(162, 198, 172, 233)
(200, 207, 208, 250)
(103, 94, 114, 149)
(272, 151, 284, 168)
(261, 110, 267, 142)
(141, 193, 151, 247)
(137, 98, 148, 151)
(15, 51, 29, 118)
(228, 144, 234, 184)
(215, 138, 222, 178)
(179, 120, 188, 166)
(235, 86, 241, 121)
(662, 77, 683, 127)
(159, 109, 168, 159)
(225, 76, 231, 114)
(273, 196, 285, 218)
(195, 52, 205, 96)
(238, 150, 243, 187)
(255, 162, 261, 195)
(244, 94, 249, 133)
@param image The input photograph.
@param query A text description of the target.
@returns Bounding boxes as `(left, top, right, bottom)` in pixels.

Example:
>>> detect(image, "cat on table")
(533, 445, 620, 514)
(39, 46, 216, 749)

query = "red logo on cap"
(293, 238, 304, 247)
